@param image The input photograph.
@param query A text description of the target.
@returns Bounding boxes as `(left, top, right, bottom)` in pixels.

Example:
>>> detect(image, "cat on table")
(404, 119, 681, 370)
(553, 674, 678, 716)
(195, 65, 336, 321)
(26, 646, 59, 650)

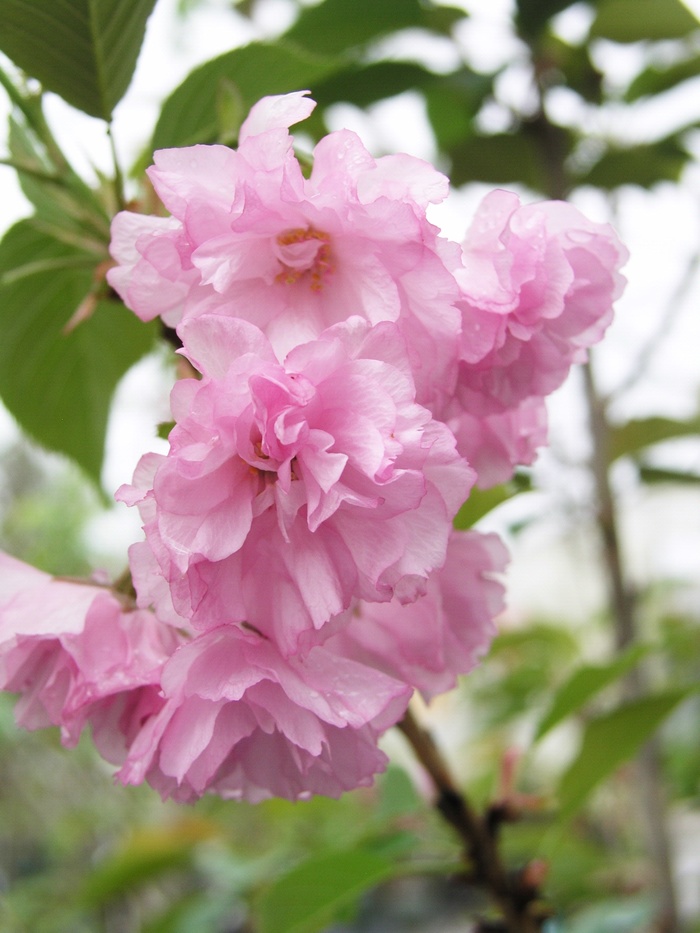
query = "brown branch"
(583, 359, 679, 929)
(397, 707, 550, 932)
(524, 40, 680, 924)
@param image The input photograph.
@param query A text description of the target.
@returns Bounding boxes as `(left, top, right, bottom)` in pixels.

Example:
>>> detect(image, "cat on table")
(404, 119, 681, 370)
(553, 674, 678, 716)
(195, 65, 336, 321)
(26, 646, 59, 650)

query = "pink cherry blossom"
(0, 552, 181, 759)
(446, 395, 549, 489)
(107, 212, 201, 327)
(107, 91, 462, 409)
(0, 90, 632, 807)
(120, 315, 474, 654)
(329, 530, 508, 700)
(455, 189, 628, 414)
(117, 623, 411, 803)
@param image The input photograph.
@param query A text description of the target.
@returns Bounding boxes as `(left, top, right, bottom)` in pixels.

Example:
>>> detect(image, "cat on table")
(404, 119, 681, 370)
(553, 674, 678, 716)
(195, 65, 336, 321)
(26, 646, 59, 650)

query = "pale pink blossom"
(118, 624, 411, 803)
(120, 316, 473, 654)
(107, 212, 201, 327)
(120, 453, 194, 631)
(446, 395, 549, 488)
(4, 92, 632, 808)
(0, 552, 180, 758)
(107, 92, 462, 409)
(329, 530, 508, 700)
(455, 190, 628, 414)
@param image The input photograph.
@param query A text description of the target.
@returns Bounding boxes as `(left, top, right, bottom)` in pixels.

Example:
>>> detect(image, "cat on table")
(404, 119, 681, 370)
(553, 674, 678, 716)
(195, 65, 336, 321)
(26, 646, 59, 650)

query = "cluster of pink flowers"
(0, 92, 627, 802)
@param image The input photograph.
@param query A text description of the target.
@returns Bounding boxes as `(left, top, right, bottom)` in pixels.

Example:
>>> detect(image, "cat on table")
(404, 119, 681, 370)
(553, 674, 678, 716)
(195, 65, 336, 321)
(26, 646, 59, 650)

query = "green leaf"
(0, 0, 158, 120)
(638, 465, 700, 485)
(152, 41, 338, 151)
(283, 0, 464, 57)
(590, 0, 699, 43)
(0, 220, 156, 484)
(308, 62, 490, 152)
(424, 69, 493, 149)
(215, 77, 246, 147)
(515, 0, 580, 38)
(82, 819, 217, 905)
(534, 643, 650, 741)
(423, 4, 468, 35)
(156, 420, 176, 441)
(8, 115, 111, 251)
(626, 53, 700, 101)
(143, 891, 239, 933)
(375, 765, 421, 822)
(608, 413, 700, 462)
(447, 130, 566, 192)
(256, 848, 395, 933)
(538, 35, 604, 104)
(576, 140, 690, 190)
(454, 473, 531, 529)
(476, 625, 580, 728)
(314, 60, 441, 112)
(566, 896, 655, 933)
(557, 688, 697, 817)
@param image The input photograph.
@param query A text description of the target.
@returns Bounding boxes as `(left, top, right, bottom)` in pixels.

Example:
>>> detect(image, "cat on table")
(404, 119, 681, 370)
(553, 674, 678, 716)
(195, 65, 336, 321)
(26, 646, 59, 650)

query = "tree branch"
(397, 707, 550, 932)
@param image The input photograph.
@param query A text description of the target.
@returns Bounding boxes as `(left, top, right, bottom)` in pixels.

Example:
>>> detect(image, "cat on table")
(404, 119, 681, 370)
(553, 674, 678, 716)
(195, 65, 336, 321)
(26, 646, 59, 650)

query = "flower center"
(273, 227, 333, 292)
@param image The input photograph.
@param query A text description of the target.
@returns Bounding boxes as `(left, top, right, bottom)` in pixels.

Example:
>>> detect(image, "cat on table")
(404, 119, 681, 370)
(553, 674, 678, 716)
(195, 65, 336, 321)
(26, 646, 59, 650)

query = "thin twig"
(609, 248, 700, 403)
(397, 707, 548, 932)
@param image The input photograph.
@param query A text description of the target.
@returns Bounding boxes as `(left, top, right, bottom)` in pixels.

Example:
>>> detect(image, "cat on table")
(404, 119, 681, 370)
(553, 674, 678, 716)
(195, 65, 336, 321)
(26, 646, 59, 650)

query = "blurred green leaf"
(515, 0, 579, 39)
(256, 847, 395, 933)
(454, 473, 531, 529)
(0, 220, 156, 484)
(152, 41, 337, 150)
(143, 889, 242, 933)
(534, 643, 650, 741)
(501, 819, 608, 908)
(375, 765, 421, 822)
(626, 53, 700, 101)
(283, 0, 464, 57)
(82, 819, 218, 906)
(474, 624, 580, 728)
(576, 139, 690, 189)
(0, 0, 157, 120)
(314, 60, 441, 111)
(447, 131, 558, 191)
(557, 688, 697, 817)
(491, 625, 580, 666)
(590, 0, 699, 43)
(424, 69, 493, 149)
(215, 77, 247, 147)
(422, 3, 468, 35)
(608, 413, 700, 462)
(638, 465, 700, 485)
(1, 459, 96, 575)
(537, 35, 604, 104)
(566, 895, 655, 933)
(156, 420, 176, 441)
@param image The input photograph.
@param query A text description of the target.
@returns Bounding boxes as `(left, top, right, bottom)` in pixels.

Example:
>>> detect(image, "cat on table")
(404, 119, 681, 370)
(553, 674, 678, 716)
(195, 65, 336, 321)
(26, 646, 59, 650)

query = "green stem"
(107, 122, 126, 213)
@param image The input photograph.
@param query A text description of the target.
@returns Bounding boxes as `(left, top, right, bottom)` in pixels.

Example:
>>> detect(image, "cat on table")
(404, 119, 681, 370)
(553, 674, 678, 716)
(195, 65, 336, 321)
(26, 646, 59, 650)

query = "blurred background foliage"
(0, 0, 699, 930)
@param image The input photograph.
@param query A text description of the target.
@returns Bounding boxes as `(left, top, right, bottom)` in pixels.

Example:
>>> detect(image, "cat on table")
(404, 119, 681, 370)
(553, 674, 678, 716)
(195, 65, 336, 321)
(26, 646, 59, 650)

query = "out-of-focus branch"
(583, 361, 637, 651)
(525, 35, 681, 925)
(583, 359, 679, 932)
(609, 249, 700, 403)
(397, 708, 550, 932)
